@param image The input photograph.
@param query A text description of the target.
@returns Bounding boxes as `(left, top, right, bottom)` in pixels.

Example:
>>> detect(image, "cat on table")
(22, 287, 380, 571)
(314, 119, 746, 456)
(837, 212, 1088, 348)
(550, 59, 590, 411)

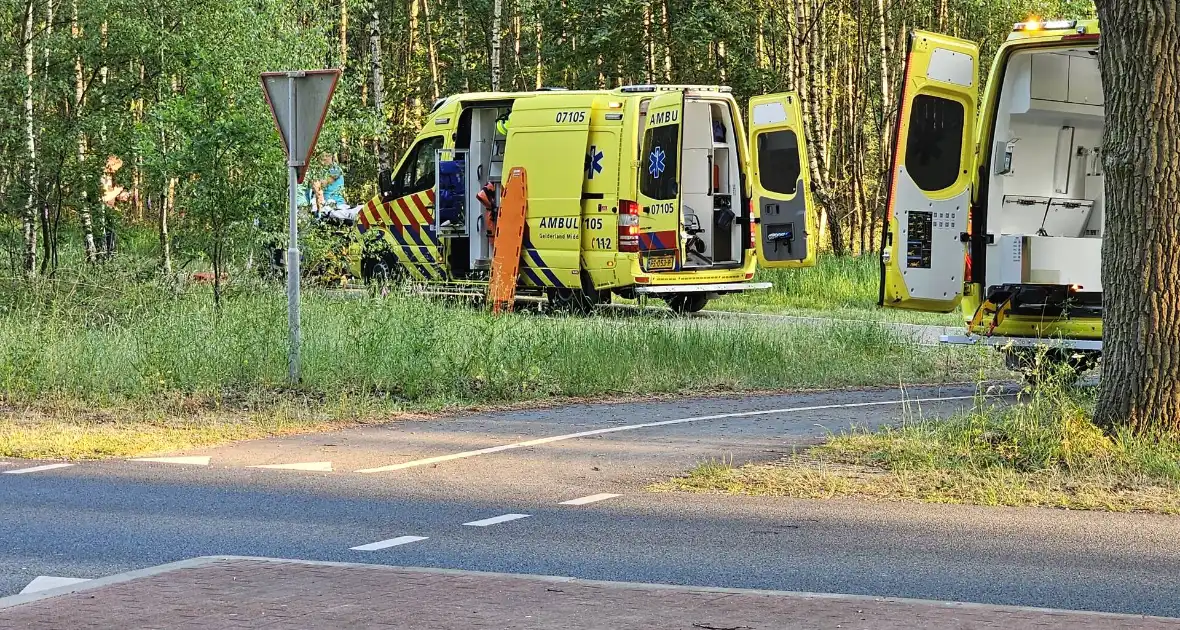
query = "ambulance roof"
(1005, 18, 1099, 42)
(429, 85, 734, 113)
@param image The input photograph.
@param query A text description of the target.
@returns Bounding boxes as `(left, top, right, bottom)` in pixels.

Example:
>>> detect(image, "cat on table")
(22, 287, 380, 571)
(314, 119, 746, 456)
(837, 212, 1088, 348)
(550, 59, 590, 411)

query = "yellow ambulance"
(347, 85, 817, 312)
(879, 19, 1107, 373)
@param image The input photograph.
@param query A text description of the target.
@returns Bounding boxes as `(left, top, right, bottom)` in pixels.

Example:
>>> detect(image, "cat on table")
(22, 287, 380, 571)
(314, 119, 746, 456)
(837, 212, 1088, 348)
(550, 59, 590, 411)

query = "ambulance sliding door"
(879, 30, 978, 312)
(749, 92, 816, 269)
(635, 91, 684, 272)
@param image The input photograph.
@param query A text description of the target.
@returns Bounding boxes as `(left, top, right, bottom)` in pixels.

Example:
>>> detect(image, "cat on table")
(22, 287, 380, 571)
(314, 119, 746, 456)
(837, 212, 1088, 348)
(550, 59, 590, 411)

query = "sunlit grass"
(659, 368, 1180, 514)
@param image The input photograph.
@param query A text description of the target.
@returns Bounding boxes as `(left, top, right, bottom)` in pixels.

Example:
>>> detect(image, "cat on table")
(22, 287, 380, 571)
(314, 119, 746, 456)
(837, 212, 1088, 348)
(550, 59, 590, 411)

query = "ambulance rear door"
(748, 92, 815, 268)
(635, 91, 684, 273)
(879, 30, 979, 312)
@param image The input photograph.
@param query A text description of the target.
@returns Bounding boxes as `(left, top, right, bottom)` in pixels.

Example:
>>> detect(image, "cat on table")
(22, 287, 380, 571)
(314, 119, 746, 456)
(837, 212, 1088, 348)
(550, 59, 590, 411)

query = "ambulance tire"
(547, 272, 610, 314)
(362, 255, 401, 286)
(664, 293, 709, 315)
(547, 288, 597, 314)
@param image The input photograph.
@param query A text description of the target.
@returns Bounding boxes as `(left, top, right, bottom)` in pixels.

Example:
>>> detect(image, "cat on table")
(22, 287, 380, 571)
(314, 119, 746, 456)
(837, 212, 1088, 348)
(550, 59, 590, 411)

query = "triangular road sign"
(261, 69, 341, 183)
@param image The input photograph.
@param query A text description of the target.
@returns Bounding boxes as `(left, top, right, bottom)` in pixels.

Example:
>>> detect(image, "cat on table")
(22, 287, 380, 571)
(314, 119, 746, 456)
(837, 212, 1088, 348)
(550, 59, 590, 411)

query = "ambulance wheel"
(362, 256, 400, 286)
(664, 293, 708, 314)
(547, 288, 597, 314)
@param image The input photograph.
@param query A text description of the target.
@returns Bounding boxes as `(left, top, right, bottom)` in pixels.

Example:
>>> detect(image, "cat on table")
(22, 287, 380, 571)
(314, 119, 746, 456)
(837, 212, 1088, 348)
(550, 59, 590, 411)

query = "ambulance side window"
(904, 95, 965, 192)
(640, 124, 679, 200)
(756, 130, 801, 195)
(396, 136, 445, 195)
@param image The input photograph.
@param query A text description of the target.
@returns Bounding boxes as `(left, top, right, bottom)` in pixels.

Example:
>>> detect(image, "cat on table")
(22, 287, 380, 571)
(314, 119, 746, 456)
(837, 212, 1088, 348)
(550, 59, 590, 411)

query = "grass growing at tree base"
(0, 269, 992, 459)
(657, 373, 1180, 514)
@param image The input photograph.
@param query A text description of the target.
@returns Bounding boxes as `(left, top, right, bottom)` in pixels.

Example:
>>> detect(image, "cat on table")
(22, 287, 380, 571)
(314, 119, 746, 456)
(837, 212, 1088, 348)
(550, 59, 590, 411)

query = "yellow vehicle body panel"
(346, 85, 814, 297)
(963, 19, 1102, 340)
(881, 19, 1105, 343)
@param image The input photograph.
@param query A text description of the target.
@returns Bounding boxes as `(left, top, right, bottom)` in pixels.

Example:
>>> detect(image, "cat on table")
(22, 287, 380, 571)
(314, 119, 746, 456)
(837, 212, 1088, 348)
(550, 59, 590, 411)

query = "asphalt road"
(4, 384, 1178, 618)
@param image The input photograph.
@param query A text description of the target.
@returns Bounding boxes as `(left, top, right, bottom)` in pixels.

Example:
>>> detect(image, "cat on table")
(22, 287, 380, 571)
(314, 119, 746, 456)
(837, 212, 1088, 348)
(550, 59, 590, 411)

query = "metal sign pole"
(286, 73, 301, 384)
(260, 67, 337, 386)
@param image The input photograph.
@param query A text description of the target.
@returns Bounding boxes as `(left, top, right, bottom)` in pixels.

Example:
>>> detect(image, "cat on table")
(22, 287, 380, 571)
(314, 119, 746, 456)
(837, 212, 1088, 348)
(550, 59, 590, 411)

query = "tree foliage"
(1, 0, 1097, 274)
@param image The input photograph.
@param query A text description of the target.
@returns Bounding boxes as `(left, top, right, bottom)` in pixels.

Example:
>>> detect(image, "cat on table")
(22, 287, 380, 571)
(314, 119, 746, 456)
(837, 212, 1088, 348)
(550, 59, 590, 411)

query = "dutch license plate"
(646, 254, 675, 270)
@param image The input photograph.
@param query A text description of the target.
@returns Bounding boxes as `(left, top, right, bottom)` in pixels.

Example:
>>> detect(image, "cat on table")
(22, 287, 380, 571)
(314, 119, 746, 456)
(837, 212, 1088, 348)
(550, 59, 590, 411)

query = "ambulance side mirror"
(378, 168, 398, 201)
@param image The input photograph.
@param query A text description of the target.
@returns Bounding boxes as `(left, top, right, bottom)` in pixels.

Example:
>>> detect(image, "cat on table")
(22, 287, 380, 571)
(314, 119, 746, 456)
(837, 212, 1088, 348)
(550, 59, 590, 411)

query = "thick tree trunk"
(491, 0, 502, 90)
(22, 0, 37, 274)
(1093, 1, 1180, 435)
(369, 7, 389, 173)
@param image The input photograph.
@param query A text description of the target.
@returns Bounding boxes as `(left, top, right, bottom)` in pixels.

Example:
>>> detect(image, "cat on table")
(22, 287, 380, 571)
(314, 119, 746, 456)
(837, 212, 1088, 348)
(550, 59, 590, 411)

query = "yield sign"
(260, 69, 341, 183)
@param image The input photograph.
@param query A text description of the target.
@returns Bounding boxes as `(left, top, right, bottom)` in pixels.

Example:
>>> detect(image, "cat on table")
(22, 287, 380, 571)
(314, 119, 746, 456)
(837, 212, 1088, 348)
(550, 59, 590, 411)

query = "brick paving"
(2, 557, 1177, 629)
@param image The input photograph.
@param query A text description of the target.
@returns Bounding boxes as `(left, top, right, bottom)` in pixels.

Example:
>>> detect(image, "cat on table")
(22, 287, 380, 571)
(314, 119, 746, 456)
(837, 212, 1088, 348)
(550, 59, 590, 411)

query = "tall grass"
(0, 267, 968, 409)
(712, 254, 962, 325)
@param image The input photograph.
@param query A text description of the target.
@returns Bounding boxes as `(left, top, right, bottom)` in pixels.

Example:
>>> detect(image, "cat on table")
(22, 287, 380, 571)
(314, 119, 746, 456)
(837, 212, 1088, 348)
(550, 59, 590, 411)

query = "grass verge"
(0, 268, 994, 459)
(709, 254, 962, 326)
(656, 374, 1180, 514)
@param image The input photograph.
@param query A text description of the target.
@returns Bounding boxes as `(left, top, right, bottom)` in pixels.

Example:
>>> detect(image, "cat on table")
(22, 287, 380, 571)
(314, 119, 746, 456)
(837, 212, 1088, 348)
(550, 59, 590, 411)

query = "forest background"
(1, 0, 1097, 276)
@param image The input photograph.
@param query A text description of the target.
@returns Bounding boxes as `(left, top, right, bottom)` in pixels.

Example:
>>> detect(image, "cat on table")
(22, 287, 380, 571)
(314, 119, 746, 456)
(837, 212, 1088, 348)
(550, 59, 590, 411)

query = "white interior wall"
(681, 100, 715, 263)
(983, 48, 1105, 291)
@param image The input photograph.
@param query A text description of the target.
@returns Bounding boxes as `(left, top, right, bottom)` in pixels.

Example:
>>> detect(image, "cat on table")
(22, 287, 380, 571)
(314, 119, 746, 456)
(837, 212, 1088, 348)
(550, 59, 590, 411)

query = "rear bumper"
(633, 282, 772, 295)
(940, 334, 1102, 351)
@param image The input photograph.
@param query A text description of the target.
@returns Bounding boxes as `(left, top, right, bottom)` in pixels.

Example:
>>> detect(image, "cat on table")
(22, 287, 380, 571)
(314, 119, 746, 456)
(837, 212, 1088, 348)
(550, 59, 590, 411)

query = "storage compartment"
(679, 98, 741, 268)
(980, 45, 1105, 303)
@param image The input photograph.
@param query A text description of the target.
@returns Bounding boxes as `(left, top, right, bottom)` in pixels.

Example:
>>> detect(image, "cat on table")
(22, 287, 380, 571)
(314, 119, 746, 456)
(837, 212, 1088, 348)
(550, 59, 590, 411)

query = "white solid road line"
(19, 576, 91, 595)
(247, 462, 333, 472)
(3, 463, 75, 475)
(131, 456, 211, 466)
(350, 536, 428, 551)
(355, 394, 978, 473)
(559, 493, 621, 506)
(463, 514, 531, 527)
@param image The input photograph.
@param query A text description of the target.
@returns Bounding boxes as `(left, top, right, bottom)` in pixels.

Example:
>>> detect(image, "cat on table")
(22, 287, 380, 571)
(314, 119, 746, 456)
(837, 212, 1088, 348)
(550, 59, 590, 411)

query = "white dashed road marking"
(131, 456, 211, 466)
(19, 576, 91, 594)
(463, 514, 531, 527)
(248, 462, 333, 472)
(350, 536, 428, 551)
(355, 395, 978, 473)
(559, 493, 621, 506)
(3, 463, 75, 475)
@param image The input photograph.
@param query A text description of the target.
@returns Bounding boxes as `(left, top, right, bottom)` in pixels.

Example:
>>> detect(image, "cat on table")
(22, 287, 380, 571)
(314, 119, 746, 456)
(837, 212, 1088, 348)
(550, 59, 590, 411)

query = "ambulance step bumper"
(940, 334, 1103, 351)
(633, 282, 772, 295)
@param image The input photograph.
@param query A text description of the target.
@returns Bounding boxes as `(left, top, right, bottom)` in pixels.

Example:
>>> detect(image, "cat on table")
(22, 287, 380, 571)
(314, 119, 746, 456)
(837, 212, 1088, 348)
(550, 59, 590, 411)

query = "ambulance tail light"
(619, 200, 640, 252)
(747, 199, 756, 250)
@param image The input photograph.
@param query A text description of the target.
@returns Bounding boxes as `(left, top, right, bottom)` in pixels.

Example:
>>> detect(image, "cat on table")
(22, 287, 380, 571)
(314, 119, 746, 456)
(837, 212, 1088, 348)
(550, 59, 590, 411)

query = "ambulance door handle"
(642, 206, 650, 214)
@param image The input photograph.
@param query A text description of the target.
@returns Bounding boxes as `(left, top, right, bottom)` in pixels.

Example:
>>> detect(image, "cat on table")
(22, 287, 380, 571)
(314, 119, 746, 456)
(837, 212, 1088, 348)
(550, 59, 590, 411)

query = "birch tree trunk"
(340, 0, 348, 67)
(73, 0, 97, 263)
(491, 0, 502, 90)
(369, 6, 389, 172)
(643, 1, 654, 83)
(1093, 0, 1180, 435)
(456, 0, 470, 90)
(22, 0, 37, 274)
(420, 0, 439, 100)
(534, 6, 543, 89)
(660, 0, 671, 81)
